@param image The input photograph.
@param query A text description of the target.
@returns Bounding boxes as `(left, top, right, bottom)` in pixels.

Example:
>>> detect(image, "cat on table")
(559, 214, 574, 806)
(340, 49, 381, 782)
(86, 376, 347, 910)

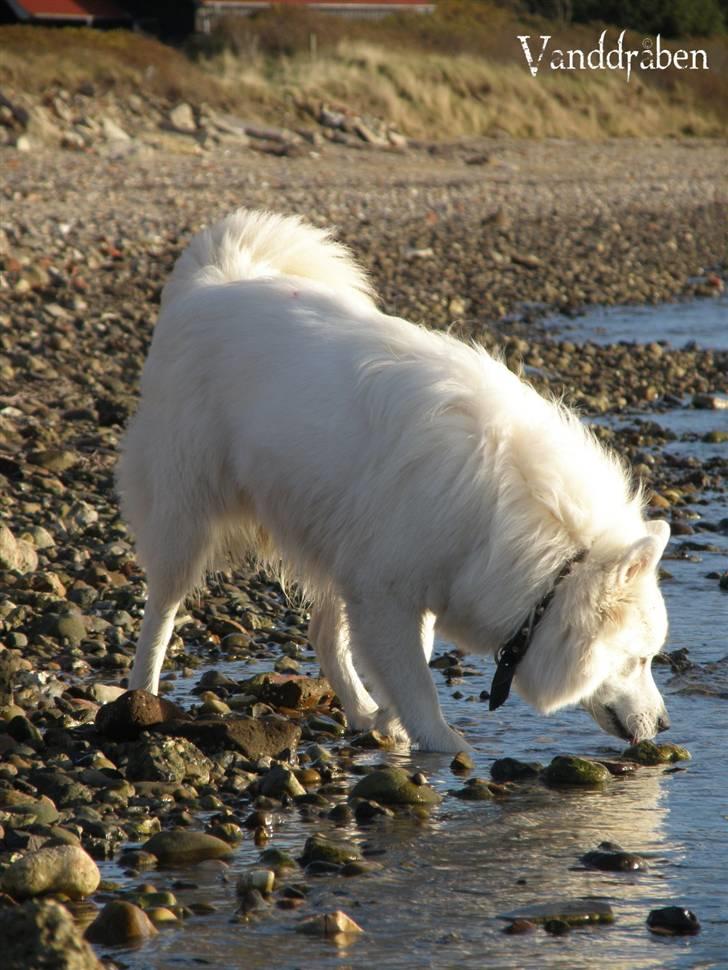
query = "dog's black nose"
(657, 715, 670, 734)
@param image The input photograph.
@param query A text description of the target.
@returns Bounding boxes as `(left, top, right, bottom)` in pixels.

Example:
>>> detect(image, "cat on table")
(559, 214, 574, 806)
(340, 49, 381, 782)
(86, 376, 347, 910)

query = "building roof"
(5, 0, 131, 21)
(197, 0, 432, 5)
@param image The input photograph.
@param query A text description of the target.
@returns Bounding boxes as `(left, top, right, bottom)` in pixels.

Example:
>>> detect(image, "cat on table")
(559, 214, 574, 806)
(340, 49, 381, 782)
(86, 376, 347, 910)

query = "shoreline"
(0, 137, 726, 966)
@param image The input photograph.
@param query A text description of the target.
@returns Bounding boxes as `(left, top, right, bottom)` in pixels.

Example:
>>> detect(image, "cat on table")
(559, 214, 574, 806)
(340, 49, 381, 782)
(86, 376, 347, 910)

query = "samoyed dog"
(117, 209, 671, 753)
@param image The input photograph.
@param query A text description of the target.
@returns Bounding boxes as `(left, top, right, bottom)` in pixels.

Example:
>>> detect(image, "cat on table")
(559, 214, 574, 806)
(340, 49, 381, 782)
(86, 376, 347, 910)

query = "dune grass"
(0, 26, 232, 107)
(1, 1, 726, 141)
(203, 37, 725, 139)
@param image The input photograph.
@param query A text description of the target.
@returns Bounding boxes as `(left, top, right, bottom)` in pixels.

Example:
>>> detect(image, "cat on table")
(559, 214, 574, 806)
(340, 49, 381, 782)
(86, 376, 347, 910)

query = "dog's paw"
(372, 710, 411, 746)
(415, 724, 473, 754)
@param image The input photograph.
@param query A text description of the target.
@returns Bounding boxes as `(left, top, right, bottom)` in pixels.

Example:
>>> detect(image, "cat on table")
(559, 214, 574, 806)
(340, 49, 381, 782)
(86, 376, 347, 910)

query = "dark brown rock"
(238, 673, 334, 710)
(152, 716, 301, 759)
(85, 900, 158, 945)
(95, 688, 189, 741)
(1, 898, 103, 970)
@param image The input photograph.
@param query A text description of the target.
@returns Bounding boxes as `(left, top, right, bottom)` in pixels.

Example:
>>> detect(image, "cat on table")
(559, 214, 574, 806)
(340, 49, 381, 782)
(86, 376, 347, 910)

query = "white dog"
(117, 209, 671, 753)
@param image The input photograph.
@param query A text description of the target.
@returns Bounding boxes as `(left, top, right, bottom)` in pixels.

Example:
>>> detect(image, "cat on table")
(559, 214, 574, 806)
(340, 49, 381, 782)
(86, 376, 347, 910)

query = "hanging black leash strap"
(489, 549, 587, 712)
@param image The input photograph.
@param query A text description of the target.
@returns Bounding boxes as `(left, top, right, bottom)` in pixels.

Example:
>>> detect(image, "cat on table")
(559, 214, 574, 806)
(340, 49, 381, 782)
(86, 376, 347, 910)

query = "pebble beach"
(0, 138, 727, 967)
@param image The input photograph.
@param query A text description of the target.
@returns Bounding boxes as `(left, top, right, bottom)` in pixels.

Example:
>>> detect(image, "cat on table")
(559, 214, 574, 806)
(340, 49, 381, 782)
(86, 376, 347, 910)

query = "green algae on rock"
(350, 766, 442, 805)
(622, 741, 691, 765)
(543, 756, 610, 787)
(300, 833, 362, 867)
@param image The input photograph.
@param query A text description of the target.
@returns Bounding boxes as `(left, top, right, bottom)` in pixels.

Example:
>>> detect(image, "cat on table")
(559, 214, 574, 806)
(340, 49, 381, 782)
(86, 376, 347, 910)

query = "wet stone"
(500, 899, 614, 926)
(0, 898, 103, 970)
(295, 910, 364, 937)
(353, 798, 395, 822)
(350, 766, 442, 806)
(350, 729, 396, 750)
(85, 900, 158, 946)
(622, 741, 691, 765)
(581, 843, 648, 871)
(451, 778, 496, 801)
(491, 757, 542, 782)
(450, 751, 474, 774)
(236, 869, 275, 895)
(258, 848, 299, 872)
(300, 833, 362, 867)
(141, 829, 233, 866)
(503, 918, 537, 934)
(258, 764, 306, 799)
(543, 756, 610, 787)
(646, 906, 700, 935)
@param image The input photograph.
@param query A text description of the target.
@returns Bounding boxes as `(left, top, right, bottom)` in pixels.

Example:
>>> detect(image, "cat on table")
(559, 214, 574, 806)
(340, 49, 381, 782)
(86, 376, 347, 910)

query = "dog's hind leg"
(127, 510, 213, 695)
(309, 596, 379, 730)
(346, 600, 469, 753)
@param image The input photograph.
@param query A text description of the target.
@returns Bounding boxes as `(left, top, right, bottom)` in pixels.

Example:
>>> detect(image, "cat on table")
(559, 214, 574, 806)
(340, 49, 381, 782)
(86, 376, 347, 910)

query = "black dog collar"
(489, 550, 587, 712)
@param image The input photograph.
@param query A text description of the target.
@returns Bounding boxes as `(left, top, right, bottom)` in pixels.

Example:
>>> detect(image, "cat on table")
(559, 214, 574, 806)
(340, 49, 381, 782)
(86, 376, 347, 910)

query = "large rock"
(101, 117, 130, 142)
(300, 833, 362, 867)
(125, 736, 213, 785)
(621, 741, 691, 765)
(153, 715, 300, 759)
(238, 673, 333, 710)
(28, 770, 94, 808)
(500, 899, 614, 927)
(490, 757, 542, 782)
(85, 900, 158, 945)
(0, 792, 59, 826)
(168, 102, 196, 134)
(646, 905, 700, 935)
(258, 764, 306, 799)
(141, 829, 233, 866)
(1, 845, 100, 899)
(0, 899, 103, 970)
(95, 688, 189, 741)
(543, 756, 610, 787)
(0, 523, 38, 573)
(350, 766, 442, 806)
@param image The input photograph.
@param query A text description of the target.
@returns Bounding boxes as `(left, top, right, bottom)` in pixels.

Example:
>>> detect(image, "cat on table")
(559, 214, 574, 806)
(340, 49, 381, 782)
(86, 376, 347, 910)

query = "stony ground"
(0, 138, 726, 965)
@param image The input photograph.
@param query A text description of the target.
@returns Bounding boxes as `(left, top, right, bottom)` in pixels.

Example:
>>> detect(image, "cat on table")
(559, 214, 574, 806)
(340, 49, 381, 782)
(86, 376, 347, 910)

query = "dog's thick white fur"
(117, 208, 671, 753)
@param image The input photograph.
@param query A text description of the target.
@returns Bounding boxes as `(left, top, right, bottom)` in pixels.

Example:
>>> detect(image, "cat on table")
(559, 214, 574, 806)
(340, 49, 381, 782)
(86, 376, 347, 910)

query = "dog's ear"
(615, 520, 670, 588)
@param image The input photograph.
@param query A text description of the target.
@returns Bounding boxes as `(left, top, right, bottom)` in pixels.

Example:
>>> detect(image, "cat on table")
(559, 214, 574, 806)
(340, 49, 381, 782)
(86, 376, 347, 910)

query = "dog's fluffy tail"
(162, 208, 376, 309)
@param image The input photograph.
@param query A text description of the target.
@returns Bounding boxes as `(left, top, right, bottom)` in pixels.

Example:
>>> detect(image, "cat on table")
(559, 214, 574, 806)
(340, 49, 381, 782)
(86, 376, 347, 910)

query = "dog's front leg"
(346, 598, 469, 753)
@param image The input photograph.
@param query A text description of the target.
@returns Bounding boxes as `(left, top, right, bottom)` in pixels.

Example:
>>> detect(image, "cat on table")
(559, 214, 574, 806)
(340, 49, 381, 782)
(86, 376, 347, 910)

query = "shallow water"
(106, 300, 727, 970)
(545, 295, 728, 351)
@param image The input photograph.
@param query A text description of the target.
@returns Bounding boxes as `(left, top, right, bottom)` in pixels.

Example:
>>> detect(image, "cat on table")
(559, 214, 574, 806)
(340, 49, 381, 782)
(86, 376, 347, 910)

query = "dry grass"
(203, 37, 726, 139)
(0, 26, 231, 107)
(1, 2, 727, 141)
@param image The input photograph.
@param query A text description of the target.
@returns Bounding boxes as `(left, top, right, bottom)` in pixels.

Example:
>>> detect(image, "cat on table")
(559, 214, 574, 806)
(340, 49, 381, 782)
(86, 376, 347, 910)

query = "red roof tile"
(199, 0, 430, 5)
(10, 0, 130, 19)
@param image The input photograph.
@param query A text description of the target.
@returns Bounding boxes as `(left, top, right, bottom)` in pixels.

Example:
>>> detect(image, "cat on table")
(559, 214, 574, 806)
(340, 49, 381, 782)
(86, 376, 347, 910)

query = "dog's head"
(513, 519, 671, 743)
